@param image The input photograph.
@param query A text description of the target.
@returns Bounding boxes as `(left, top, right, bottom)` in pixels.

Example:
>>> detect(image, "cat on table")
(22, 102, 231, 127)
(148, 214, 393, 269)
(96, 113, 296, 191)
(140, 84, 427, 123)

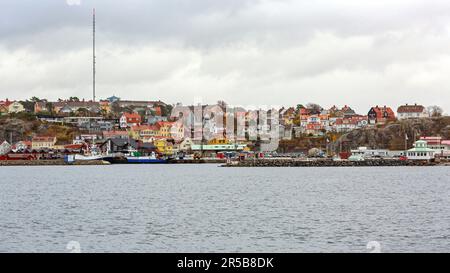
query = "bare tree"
(427, 105, 443, 117)
(306, 103, 323, 115)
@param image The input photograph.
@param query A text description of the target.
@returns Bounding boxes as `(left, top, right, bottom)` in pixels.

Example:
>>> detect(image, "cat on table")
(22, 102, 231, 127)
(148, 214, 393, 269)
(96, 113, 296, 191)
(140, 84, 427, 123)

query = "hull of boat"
(74, 154, 104, 161)
(126, 157, 168, 164)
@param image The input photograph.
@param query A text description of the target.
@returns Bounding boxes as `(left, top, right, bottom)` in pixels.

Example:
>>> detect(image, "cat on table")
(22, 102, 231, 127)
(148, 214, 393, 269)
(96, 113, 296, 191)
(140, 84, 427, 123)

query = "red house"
(120, 113, 142, 128)
(368, 106, 396, 125)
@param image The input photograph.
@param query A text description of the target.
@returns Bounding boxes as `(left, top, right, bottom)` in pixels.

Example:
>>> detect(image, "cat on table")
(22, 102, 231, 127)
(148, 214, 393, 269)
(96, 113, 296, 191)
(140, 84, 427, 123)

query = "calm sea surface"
(0, 165, 449, 253)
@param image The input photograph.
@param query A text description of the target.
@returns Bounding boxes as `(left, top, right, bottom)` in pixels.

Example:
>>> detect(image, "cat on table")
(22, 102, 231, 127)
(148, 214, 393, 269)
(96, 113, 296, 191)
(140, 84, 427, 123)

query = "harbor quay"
(223, 158, 450, 167)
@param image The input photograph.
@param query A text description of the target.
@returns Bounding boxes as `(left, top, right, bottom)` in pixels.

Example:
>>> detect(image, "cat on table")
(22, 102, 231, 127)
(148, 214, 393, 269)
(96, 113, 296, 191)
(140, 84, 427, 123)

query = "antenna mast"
(93, 8, 96, 102)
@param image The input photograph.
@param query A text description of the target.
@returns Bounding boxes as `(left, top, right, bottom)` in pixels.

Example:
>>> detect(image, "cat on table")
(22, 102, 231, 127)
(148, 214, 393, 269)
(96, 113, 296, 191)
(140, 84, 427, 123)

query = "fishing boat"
(74, 154, 104, 161)
(125, 151, 167, 164)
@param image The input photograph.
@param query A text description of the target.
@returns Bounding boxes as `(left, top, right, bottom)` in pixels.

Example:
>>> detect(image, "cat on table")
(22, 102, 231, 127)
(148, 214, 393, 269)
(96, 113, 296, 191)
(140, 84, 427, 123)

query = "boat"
(125, 151, 167, 164)
(74, 154, 105, 161)
(126, 156, 167, 164)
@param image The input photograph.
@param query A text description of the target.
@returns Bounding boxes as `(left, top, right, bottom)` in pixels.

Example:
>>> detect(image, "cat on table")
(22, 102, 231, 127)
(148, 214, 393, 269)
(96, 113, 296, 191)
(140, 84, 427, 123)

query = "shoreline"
(222, 159, 450, 167)
(1, 158, 449, 167)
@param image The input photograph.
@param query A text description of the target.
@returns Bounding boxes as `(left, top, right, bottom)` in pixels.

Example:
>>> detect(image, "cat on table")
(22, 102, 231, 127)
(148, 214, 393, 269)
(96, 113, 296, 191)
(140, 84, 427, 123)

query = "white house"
(397, 104, 428, 120)
(420, 136, 450, 159)
(406, 140, 435, 160)
(8, 101, 25, 113)
(350, 147, 390, 158)
(0, 141, 12, 155)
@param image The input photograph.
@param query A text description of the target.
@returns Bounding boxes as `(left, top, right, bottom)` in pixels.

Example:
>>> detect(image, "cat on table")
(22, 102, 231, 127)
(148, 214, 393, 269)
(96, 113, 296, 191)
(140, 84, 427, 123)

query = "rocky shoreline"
(223, 159, 448, 167)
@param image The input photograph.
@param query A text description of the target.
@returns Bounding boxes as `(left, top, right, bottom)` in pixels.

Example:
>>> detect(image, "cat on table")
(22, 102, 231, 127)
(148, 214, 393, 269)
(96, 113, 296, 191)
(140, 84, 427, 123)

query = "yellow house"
(129, 125, 159, 141)
(32, 136, 57, 150)
(100, 100, 111, 113)
(8, 101, 25, 113)
(0, 105, 8, 115)
(154, 139, 174, 155)
(156, 121, 173, 138)
(208, 138, 231, 145)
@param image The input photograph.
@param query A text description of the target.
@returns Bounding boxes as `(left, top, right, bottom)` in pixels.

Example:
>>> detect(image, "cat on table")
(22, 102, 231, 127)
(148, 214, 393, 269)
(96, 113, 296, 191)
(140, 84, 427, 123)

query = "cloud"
(66, 0, 81, 6)
(1, 0, 450, 113)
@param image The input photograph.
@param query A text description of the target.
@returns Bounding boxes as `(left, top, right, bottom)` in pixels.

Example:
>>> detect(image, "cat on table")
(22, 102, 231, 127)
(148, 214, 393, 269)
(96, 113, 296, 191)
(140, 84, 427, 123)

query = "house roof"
(102, 130, 129, 137)
(32, 136, 56, 142)
(53, 101, 100, 108)
(131, 124, 160, 131)
(122, 112, 141, 119)
(0, 100, 13, 107)
(370, 106, 396, 119)
(397, 104, 425, 113)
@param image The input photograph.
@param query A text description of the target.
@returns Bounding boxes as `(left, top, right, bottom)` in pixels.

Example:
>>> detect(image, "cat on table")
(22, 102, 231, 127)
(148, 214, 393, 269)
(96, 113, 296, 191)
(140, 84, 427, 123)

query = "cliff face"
(0, 118, 38, 143)
(0, 117, 79, 144)
(332, 117, 450, 152)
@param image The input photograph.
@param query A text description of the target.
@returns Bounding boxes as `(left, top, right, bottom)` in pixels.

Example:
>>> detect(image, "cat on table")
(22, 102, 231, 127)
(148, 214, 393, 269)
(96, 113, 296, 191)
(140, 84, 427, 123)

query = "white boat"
(74, 154, 104, 161)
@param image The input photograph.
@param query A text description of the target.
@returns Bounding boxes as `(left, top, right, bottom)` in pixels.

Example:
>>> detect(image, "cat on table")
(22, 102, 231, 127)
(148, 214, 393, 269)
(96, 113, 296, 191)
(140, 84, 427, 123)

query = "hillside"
(0, 115, 80, 144)
(331, 117, 450, 153)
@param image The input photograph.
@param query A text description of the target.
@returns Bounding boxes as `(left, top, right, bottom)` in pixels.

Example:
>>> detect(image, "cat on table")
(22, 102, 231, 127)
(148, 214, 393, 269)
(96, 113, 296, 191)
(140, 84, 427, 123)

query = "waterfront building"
(175, 138, 193, 152)
(0, 141, 12, 155)
(397, 104, 428, 120)
(406, 140, 435, 160)
(12, 141, 32, 152)
(154, 139, 174, 155)
(350, 147, 389, 158)
(190, 143, 247, 152)
(420, 136, 450, 158)
(31, 136, 57, 150)
(129, 125, 160, 142)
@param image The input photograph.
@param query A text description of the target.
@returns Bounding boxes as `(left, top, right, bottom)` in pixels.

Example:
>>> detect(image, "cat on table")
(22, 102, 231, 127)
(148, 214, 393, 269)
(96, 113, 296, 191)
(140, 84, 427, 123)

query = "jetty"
(222, 158, 446, 167)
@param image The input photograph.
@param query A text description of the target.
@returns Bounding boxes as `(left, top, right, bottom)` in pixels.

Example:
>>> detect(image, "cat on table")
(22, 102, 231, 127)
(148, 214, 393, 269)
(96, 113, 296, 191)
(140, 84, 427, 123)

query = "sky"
(1, 0, 450, 113)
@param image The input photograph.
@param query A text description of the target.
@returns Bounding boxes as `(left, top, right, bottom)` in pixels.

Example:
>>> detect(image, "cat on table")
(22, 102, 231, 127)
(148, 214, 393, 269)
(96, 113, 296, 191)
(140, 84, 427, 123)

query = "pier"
(222, 158, 447, 167)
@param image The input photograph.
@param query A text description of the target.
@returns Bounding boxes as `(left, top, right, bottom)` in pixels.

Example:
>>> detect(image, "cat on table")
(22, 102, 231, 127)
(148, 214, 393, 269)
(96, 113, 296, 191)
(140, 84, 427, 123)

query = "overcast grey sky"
(1, 0, 450, 113)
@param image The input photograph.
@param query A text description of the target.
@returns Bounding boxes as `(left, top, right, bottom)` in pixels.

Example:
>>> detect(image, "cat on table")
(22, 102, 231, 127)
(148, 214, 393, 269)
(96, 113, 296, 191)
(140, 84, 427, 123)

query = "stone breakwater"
(223, 159, 444, 167)
(0, 159, 110, 166)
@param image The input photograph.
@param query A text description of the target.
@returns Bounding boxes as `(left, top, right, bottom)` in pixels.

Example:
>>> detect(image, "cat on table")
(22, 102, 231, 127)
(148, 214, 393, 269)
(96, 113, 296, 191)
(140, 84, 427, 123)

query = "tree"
(295, 104, 305, 114)
(427, 105, 443, 117)
(30, 97, 42, 102)
(306, 103, 323, 115)
(76, 108, 90, 117)
(217, 100, 228, 110)
(46, 102, 54, 115)
(69, 97, 80, 102)
(160, 104, 173, 117)
(111, 101, 122, 115)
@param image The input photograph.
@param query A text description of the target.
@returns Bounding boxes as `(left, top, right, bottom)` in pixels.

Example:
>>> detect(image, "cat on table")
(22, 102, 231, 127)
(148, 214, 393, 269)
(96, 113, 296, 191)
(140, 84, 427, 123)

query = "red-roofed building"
(397, 104, 428, 120)
(420, 136, 450, 158)
(368, 106, 396, 125)
(31, 136, 57, 150)
(129, 124, 161, 142)
(102, 130, 129, 139)
(0, 99, 12, 115)
(120, 113, 142, 128)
